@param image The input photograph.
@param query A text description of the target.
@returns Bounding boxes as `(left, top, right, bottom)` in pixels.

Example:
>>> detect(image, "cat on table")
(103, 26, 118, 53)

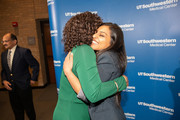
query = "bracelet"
(114, 81, 119, 93)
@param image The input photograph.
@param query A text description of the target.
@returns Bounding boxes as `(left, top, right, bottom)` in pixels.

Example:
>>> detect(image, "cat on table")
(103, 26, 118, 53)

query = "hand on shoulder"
(63, 52, 73, 76)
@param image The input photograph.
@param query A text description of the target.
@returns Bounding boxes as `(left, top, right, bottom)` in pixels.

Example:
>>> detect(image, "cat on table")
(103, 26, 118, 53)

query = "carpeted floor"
(0, 84, 58, 120)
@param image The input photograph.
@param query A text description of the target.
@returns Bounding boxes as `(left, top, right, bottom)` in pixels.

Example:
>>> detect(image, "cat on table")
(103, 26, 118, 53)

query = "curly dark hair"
(63, 11, 103, 52)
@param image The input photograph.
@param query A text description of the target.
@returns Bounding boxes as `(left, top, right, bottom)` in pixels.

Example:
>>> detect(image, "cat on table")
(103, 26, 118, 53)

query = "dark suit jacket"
(1, 46, 39, 90)
(78, 51, 126, 120)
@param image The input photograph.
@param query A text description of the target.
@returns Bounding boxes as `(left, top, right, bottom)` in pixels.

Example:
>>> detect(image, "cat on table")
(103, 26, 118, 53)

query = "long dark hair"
(97, 23, 127, 107)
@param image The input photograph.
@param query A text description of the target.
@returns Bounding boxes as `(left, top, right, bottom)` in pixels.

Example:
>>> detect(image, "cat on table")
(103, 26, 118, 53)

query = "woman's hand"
(63, 52, 81, 94)
(122, 75, 129, 87)
(63, 52, 73, 76)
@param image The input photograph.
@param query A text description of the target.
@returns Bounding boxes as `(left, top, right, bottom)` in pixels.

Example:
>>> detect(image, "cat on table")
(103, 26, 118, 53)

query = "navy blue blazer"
(1, 46, 39, 90)
(78, 51, 126, 120)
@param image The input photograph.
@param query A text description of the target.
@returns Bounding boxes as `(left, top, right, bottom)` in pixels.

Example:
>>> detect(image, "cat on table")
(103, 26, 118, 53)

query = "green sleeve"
(73, 45, 127, 103)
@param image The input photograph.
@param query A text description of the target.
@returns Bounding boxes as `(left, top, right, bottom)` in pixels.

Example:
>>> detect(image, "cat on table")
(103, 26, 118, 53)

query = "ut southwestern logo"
(137, 38, 176, 47)
(54, 60, 61, 67)
(50, 30, 58, 37)
(138, 101, 174, 115)
(125, 113, 135, 119)
(119, 24, 134, 31)
(136, 0, 178, 11)
(127, 56, 135, 63)
(123, 86, 135, 93)
(138, 72, 175, 83)
(65, 11, 98, 17)
(47, 0, 54, 6)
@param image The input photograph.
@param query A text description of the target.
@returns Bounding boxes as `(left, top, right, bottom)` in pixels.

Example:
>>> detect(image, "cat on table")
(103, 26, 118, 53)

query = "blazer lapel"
(11, 46, 20, 72)
(3, 50, 9, 70)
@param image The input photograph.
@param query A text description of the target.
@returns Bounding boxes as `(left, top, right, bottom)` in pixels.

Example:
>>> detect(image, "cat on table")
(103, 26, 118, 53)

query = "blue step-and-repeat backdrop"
(47, 0, 180, 119)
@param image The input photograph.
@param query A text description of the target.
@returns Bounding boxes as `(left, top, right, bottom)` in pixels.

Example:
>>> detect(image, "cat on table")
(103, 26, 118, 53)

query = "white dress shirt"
(8, 45, 17, 69)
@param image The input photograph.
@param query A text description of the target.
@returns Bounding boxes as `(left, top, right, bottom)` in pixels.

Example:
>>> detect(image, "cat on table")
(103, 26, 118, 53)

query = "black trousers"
(9, 85, 36, 120)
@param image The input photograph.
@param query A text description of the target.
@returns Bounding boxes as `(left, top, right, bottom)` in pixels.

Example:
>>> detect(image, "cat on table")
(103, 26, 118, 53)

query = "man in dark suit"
(1, 33, 39, 120)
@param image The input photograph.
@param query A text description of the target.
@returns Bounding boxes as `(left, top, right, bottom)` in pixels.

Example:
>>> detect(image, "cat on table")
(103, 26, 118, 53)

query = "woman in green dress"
(53, 12, 127, 120)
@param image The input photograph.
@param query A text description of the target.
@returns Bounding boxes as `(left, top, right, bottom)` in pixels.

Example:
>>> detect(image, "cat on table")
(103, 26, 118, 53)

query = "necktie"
(8, 50, 12, 70)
